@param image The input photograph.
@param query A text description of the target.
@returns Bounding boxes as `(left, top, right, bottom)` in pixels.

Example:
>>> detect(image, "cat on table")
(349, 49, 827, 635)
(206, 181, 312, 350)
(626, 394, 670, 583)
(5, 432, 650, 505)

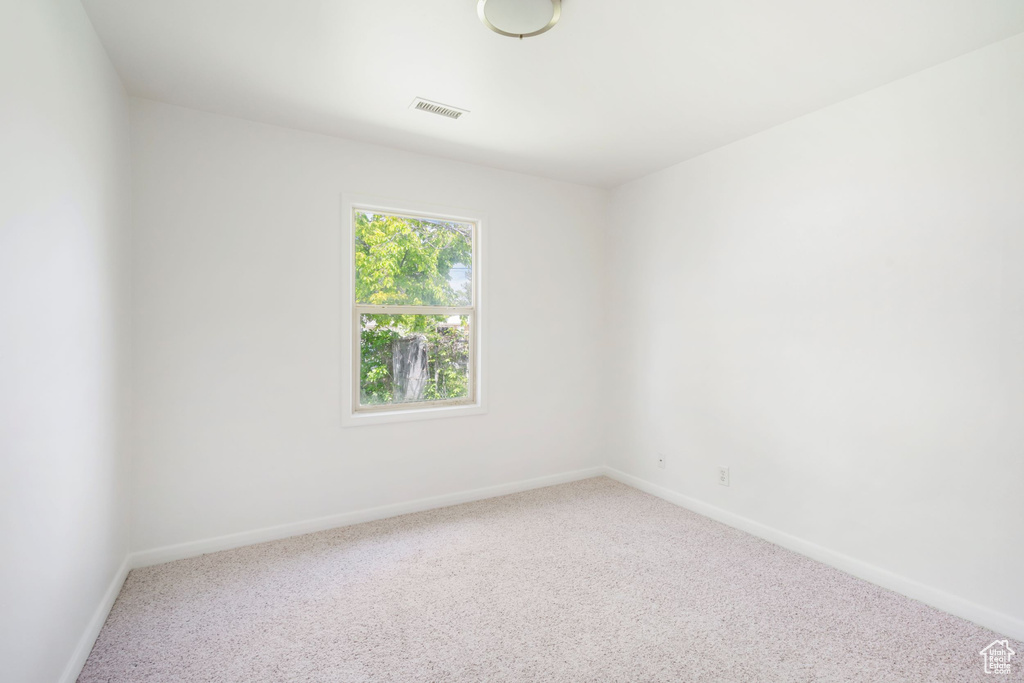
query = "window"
(343, 198, 483, 425)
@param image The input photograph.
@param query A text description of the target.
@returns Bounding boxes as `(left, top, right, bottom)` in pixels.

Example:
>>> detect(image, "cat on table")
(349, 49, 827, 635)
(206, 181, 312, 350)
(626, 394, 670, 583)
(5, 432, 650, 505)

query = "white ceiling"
(81, 0, 1024, 187)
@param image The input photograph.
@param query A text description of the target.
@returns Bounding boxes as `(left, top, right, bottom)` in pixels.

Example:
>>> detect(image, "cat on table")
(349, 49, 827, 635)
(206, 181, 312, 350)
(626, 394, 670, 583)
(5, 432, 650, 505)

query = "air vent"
(410, 98, 469, 120)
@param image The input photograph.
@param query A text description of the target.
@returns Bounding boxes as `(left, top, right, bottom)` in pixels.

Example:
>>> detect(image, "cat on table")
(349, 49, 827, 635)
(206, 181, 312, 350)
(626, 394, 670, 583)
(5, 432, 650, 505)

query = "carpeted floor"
(80, 477, 1018, 682)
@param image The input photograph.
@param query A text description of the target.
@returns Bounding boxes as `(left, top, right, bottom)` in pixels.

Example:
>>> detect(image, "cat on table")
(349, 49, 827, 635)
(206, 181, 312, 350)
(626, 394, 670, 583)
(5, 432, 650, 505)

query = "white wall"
(607, 34, 1024, 631)
(0, 1, 132, 681)
(128, 99, 607, 553)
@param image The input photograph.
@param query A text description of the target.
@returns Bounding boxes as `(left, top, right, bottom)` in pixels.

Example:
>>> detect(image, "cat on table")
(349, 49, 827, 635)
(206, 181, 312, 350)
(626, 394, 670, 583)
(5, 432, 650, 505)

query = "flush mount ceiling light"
(478, 0, 561, 39)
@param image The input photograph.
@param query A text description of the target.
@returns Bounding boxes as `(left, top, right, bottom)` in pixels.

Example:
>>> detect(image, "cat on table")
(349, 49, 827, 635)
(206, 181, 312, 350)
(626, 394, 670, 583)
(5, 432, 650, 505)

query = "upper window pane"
(354, 210, 473, 306)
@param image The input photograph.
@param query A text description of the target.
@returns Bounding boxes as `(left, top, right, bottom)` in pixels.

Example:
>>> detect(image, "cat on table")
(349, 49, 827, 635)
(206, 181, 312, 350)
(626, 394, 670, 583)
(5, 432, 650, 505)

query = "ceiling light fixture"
(478, 0, 561, 39)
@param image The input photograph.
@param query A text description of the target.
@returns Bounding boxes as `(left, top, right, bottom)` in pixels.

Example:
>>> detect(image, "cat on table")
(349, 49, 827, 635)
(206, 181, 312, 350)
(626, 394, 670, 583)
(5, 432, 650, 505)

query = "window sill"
(342, 401, 486, 427)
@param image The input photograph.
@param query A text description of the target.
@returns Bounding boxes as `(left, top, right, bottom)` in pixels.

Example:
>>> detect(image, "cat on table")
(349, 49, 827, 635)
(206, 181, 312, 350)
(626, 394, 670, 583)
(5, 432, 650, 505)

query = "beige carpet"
(80, 477, 1018, 682)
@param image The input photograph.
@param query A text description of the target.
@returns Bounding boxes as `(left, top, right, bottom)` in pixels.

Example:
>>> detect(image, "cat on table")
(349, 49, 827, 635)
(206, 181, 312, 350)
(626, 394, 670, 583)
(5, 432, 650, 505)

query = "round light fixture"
(477, 0, 561, 39)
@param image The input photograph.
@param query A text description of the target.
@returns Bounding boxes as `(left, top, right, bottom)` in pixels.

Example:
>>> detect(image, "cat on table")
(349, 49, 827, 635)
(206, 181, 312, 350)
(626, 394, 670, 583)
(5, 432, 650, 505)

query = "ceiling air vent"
(410, 98, 469, 120)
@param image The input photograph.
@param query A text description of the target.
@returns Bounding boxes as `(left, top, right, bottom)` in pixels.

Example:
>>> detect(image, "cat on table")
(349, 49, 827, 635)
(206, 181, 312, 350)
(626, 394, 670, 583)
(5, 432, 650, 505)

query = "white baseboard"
(603, 466, 1024, 641)
(58, 555, 131, 683)
(130, 466, 606, 569)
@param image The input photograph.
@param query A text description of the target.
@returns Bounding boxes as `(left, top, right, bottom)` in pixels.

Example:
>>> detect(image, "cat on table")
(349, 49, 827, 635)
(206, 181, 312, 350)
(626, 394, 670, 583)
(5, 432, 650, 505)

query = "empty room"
(3, 0, 1023, 681)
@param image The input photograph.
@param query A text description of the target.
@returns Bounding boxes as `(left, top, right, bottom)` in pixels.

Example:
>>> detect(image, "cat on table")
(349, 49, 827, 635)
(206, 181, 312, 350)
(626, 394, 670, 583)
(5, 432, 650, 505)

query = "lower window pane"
(359, 314, 471, 407)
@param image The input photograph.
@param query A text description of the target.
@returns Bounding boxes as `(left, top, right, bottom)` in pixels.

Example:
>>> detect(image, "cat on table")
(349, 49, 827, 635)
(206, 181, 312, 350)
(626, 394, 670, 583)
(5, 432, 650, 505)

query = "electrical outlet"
(718, 466, 730, 486)
(657, 454, 666, 469)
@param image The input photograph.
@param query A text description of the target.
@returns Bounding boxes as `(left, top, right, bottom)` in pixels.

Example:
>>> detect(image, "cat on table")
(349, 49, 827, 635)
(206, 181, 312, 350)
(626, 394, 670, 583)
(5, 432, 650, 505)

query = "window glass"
(352, 208, 477, 413)
(354, 211, 473, 307)
(359, 314, 471, 406)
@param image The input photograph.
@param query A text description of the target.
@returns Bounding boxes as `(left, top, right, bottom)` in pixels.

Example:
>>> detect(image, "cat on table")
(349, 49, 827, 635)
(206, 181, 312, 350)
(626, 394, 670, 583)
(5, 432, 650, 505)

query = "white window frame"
(341, 194, 486, 427)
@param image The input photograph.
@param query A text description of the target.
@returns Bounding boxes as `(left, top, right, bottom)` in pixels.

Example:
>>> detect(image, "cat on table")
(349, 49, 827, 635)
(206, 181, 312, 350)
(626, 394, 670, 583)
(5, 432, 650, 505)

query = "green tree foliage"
(355, 212, 472, 405)
(358, 320, 400, 405)
(355, 212, 471, 307)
